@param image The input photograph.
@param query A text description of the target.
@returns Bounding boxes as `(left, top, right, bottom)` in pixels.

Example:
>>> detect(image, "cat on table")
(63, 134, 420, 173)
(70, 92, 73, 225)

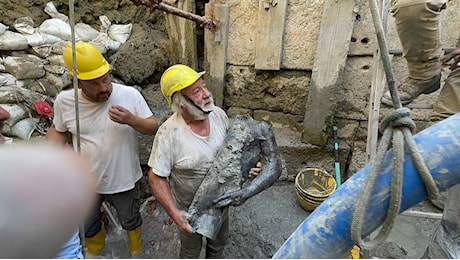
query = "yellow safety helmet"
(160, 64, 206, 104)
(63, 41, 110, 80)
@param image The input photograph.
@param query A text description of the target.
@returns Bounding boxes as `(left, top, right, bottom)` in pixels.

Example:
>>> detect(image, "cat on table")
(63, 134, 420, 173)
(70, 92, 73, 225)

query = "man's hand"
(441, 48, 460, 70)
(175, 210, 194, 234)
(110, 105, 159, 135)
(109, 104, 133, 125)
(248, 162, 262, 178)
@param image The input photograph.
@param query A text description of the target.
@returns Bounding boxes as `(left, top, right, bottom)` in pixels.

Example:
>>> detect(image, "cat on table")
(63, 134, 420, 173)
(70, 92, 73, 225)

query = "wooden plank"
(301, 0, 358, 145)
(366, 51, 391, 162)
(163, 0, 198, 68)
(204, 4, 229, 107)
(366, 0, 389, 163)
(254, 0, 288, 70)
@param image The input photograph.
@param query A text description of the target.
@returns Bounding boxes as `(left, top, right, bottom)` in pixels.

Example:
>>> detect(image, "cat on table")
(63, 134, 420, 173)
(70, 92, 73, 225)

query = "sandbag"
(0, 73, 20, 87)
(4, 55, 46, 80)
(90, 33, 121, 53)
(46, 72, 72, 90)
(13, 17, 35, 35)
(44, 1, 68, 22)
(25, 76, 62, 97)
(0, 23, 7, 35)
(75, 23, 100, 42)
(46, 54, 66, 67)
(2, 117, 38, 140)
(109, 24, 132, 44)
(25, 32, 62, 47)
(0, 31, 28, 50)
(39, 18, 73, 41)
(0, 85, 45, 104)
(1, 104, 28, 126)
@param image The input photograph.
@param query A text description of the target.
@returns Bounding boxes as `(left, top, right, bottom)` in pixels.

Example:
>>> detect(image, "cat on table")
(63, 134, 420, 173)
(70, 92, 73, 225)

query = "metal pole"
(333, 126, 341, 187)
(131, 0, 218, 32)
(68, 0, 84, 250)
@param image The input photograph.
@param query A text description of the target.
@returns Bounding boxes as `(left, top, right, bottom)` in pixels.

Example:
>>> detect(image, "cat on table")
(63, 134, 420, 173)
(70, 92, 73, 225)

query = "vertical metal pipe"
(68, 0, 84, 249)
(333, 126, 341, 187)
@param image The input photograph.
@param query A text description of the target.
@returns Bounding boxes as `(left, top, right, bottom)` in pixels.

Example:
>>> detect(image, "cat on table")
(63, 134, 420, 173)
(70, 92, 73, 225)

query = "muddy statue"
(187, 115, 282, 239)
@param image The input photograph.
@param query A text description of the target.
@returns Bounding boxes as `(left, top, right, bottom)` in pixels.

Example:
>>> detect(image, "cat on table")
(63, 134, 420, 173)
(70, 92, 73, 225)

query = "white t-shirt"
(53, 83, 153, 194)
(148, 106, 229, 209)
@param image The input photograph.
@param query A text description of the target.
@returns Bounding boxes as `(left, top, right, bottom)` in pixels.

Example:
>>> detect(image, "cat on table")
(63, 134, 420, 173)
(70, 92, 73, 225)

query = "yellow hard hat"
(160, 64, 205, 104)
(63, 41, 110, 80)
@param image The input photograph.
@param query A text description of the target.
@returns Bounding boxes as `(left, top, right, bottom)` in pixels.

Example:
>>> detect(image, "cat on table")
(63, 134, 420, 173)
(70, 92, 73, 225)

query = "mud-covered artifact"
(187, 115, 282, 239)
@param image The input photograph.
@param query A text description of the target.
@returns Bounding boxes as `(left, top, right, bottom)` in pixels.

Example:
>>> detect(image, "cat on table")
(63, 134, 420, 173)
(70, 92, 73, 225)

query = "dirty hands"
(442, 48, 460, 70)
(109, 104, 133, 124)
(248, 161, 262, 178)
(175, 210, 194, 234)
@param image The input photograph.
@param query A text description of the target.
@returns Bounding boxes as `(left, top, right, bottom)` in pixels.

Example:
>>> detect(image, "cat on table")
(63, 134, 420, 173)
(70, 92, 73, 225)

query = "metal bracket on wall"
(130, 0, 220, 32)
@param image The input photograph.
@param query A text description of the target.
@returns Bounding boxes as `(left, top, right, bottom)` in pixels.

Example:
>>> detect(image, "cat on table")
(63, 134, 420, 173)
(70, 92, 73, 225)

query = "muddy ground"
(95, 180, 443, 259)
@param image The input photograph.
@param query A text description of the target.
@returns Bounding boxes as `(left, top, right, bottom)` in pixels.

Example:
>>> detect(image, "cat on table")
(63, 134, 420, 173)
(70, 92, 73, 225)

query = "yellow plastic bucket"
(295, 168, 336, 211)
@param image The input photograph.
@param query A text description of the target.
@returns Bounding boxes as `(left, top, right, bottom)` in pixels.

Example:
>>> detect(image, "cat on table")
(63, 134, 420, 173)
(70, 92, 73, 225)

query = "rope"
(350, 0, 441, 251)
(351, 108, 441, 250)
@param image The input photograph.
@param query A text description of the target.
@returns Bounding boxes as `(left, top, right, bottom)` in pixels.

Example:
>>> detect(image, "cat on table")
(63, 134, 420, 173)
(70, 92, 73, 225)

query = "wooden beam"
(301, 0, 358, 145)
(163, 0, 198, 68)
(254, 0, 288, 70)
(204, 4, 229, 107)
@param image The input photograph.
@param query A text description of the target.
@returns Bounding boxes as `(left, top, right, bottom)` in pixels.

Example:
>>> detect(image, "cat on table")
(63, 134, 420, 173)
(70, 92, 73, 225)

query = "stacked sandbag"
(0, 1, 132, 140)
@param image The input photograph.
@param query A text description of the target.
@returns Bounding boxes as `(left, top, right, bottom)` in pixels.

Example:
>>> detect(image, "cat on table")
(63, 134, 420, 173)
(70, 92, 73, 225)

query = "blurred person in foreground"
(0, 131, 96, 257)
(1, 105, 94, 259)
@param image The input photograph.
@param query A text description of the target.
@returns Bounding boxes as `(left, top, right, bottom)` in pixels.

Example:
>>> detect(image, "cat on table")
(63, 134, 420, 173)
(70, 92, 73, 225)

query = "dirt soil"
(93, 180, 443, 259)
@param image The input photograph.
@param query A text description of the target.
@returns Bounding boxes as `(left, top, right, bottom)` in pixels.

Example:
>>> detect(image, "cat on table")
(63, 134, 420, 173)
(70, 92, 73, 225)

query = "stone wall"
(223, 0, 459, 134)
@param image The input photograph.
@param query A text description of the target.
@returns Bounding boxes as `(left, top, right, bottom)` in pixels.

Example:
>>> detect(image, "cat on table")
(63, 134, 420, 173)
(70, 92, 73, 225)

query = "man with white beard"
(147, 64, 261, 258)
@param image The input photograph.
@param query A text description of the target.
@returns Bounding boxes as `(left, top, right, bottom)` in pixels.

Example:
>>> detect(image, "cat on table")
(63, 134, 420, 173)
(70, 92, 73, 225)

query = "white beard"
(187, 96, 214, 120)
(172, 93, 215, 121)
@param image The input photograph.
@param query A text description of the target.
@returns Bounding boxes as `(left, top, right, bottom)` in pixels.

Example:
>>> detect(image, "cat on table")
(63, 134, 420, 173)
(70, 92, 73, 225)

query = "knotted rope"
(351, 107, 441, 250)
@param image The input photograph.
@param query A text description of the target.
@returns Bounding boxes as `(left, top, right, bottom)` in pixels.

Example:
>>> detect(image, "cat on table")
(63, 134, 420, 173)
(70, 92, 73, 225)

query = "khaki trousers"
(431, 67, 460, 121)
(391, 1, 446, 79)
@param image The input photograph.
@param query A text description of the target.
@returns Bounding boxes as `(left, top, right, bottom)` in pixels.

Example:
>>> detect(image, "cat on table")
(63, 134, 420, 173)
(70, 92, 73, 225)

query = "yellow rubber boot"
(85, 225, 106, 256)
(127, 226, 142, 256)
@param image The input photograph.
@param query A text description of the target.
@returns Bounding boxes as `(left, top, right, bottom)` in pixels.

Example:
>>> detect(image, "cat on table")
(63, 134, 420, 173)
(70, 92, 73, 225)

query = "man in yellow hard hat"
(47, 41, 159, 257)
(147, 64, 261, 258)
